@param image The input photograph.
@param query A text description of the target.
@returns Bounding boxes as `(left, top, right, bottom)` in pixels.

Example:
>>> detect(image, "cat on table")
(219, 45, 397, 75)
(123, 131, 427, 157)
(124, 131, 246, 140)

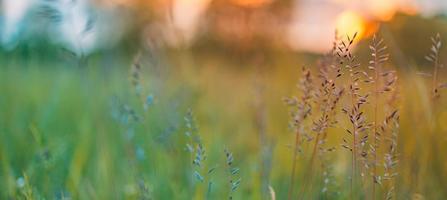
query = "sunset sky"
(1, 0, 447, 53)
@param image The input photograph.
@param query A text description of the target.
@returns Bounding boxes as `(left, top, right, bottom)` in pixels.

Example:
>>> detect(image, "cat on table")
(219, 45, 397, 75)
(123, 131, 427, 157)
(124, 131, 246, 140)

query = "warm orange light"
(368, 0, 396, 21)
(330, 0, 404, 22)
(230, 0, 273, 8)
(335, 11, 366, 40)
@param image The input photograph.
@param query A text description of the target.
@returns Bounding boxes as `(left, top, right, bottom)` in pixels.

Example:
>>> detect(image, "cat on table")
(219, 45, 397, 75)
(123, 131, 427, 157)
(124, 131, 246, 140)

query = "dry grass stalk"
(424, 33, 445, 99)
(303, 38, 345, 197)
(283, 67, 314, 200)
(367, 34, 399, 199)
(283, 31, 403, 199)
(315, 35, 345, 191)
(422, 33, 447, 195)
(336, 32, 369, 199)
(383, 108, 399, 200)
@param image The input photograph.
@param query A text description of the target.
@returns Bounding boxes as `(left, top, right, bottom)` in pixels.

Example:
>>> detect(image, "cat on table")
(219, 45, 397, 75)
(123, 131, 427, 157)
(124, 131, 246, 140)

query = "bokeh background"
(1, 0, 447, 199)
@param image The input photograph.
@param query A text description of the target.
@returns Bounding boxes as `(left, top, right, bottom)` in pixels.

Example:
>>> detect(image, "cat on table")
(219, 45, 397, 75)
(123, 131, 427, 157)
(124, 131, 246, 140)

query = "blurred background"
(1, 0, 447, 199)
(2, 0, 447, 56)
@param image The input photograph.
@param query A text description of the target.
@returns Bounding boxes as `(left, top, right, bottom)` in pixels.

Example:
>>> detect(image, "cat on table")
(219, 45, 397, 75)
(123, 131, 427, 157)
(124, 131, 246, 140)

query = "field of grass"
(1, 34, 447, 200)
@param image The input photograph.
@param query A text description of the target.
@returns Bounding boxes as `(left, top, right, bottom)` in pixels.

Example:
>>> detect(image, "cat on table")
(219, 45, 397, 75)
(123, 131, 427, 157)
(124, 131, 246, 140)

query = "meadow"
(1, 32, 447, 200)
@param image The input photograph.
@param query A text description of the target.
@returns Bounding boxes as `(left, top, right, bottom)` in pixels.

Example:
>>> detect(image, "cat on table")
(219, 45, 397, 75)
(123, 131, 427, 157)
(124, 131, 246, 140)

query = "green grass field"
(1, 46, 447, 200)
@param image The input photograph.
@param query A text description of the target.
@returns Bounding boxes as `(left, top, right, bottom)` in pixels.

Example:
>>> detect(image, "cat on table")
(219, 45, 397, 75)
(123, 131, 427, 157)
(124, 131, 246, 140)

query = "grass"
(1, 32, 447, 199)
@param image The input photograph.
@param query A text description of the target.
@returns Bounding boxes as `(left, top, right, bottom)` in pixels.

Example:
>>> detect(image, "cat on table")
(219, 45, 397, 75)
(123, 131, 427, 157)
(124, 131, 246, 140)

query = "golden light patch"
(367, 0, 396, 21)
(230, 0, 273, 8)
(335, 11, 366, 40)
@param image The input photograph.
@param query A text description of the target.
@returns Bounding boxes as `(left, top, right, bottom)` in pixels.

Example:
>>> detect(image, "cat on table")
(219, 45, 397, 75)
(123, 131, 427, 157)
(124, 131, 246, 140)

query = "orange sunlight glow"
(230, 0, 273, 8)
(335, 11, 366, 40)
(330, 0, 414, 22)
(367, 0, 397, 21)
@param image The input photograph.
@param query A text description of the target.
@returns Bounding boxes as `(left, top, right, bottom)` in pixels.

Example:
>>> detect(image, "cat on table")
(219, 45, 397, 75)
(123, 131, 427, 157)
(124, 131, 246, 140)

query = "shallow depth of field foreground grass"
(1, 32, 447, 200)
(5, 0, 447, 198)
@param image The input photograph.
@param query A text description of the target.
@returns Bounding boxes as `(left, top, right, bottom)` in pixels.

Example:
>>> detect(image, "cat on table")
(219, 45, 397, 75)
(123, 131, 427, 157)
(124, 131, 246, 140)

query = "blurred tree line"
(1, 0, 447, 69)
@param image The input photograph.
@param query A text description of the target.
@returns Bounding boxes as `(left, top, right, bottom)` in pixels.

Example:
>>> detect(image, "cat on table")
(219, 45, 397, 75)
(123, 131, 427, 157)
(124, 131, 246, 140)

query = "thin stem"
(372, 46, 381, 200)
(288, 130, 300, 200)
(432, 43, 440, 100)
(348, 74, 357, 200)
(351, 95, 357, 200)
(206, 181, 212, 200)
(307, 132, 322, 192)
(297, 132, 321, 199)
(300, 95, 330, 198)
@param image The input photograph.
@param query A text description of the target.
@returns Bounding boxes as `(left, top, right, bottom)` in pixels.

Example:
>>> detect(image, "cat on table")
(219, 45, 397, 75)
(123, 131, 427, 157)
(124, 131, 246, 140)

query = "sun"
(335, 11, 366, 40)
